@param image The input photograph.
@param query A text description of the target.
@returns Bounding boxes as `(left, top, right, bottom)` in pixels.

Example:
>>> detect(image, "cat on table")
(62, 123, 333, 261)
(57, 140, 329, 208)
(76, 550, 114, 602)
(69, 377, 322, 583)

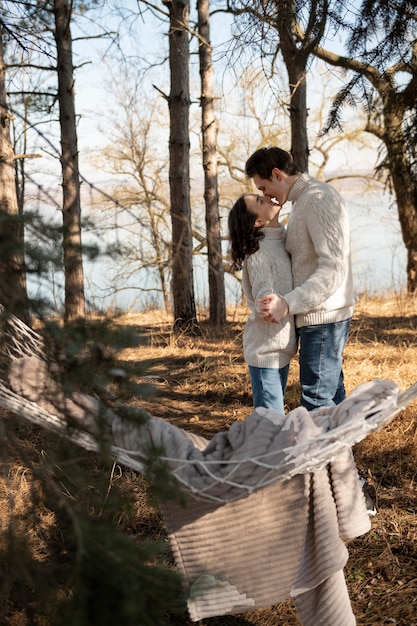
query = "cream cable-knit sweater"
(285, 173, 355, 328)
(242, 225, 297, 369)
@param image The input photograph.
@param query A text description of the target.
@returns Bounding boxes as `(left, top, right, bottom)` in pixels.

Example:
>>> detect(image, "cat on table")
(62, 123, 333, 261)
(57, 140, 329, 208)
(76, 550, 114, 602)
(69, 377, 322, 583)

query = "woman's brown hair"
(228, 195, 264, 272)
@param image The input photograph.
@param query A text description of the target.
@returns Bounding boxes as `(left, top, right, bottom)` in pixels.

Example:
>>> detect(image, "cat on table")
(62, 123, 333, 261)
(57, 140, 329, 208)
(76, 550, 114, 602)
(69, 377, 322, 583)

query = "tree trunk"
(0, 28, 30, 324)
(276, 2, 310, 172)
(383, 101, 417, 293)
(148, 207, 171, 313)
(53, 0, 85, 323)
(284, 59, 309, 173)
(164, 0, 197, 332)
(198, 0, 226, 325)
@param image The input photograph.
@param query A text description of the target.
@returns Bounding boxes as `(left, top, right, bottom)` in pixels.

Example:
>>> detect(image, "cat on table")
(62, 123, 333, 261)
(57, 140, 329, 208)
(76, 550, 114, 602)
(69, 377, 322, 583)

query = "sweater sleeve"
(245, 253, 277, 304)
(285, 193, 350, 314)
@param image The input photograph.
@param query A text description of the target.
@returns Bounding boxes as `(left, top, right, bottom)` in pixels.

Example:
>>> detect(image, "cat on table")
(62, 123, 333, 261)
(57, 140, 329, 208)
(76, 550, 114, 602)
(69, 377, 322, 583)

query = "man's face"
(252, 168, 287, 205)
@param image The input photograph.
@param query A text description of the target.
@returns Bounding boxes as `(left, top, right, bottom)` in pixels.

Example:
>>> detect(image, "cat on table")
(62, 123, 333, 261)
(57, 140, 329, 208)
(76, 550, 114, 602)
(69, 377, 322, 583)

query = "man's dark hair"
(245, 147, 300, 179)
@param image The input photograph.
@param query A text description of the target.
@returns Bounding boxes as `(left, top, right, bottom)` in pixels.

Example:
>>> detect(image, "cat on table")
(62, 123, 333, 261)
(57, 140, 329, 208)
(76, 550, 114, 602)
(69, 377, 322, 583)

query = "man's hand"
(258, 294, 289, 324)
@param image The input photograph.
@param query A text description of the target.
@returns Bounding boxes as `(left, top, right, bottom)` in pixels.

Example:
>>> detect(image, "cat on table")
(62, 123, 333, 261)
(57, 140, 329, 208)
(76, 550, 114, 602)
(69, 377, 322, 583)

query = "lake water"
(29, 189, 406, 313)
(346, 189, 406, 295)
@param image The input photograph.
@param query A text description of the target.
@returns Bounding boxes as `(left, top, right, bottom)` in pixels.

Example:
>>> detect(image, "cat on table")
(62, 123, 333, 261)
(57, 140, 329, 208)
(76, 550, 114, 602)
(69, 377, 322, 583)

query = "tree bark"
(280, 48, 309, 172)
(198, 0, 226, 325)
(276, 4, 309, 172)
(164, 0, 197, 332)
(0, 27, 30, 324)
(382, 99, 417, 292)
(53, 0, 85, 322)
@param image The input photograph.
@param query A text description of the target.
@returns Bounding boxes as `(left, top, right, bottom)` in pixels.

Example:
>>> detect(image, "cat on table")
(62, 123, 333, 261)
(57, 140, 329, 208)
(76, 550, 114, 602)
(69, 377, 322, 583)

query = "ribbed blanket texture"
(161, 447, 369, 624)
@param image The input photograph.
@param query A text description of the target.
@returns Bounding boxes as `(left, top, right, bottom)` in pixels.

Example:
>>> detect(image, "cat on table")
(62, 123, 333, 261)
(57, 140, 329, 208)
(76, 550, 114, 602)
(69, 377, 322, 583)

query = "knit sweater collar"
(288, 172, 311, 203)
(261, 225, 285, 239)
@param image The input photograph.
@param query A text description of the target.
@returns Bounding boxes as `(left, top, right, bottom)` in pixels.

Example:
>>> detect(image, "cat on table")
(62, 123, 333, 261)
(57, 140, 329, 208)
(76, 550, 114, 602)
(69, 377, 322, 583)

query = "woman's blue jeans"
(297, 318, 351, 411)
(248, 364, 290, 414)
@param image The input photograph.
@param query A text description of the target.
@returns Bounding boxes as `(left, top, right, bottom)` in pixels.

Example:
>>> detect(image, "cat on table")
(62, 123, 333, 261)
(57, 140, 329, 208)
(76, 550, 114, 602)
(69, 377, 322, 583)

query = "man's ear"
(271, 167, 283, 180)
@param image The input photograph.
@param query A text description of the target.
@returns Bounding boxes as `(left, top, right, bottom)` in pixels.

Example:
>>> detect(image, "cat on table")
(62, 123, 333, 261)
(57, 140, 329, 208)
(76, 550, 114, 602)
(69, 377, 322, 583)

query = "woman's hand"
(257, 294, 289, 323)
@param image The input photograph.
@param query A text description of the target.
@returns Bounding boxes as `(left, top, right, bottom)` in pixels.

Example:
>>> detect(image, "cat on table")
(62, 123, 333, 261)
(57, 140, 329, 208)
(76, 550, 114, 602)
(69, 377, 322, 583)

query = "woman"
(228, 194, 297, 414)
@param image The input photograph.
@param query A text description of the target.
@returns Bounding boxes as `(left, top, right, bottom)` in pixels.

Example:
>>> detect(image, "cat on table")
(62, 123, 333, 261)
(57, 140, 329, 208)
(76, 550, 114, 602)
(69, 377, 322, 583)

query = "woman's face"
(244, 194, 280, 227)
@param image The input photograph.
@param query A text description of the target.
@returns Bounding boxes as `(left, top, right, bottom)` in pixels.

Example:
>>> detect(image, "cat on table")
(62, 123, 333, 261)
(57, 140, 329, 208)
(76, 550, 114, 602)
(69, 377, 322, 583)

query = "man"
(245, 146, 354, 411)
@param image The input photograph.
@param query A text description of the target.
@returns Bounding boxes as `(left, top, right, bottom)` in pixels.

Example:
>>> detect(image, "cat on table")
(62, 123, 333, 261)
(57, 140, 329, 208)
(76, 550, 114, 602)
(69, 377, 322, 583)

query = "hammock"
(1, 308, 417, 625)
(1, 351, 416, 504)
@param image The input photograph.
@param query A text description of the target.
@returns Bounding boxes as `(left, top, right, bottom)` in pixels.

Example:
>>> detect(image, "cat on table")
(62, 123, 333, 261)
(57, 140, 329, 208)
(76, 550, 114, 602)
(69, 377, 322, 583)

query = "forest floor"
(1, 294, 417, 625)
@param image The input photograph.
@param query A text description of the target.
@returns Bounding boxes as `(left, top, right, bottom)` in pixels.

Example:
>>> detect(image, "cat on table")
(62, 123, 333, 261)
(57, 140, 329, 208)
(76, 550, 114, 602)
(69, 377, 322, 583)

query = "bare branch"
(13, 153, 42, 160)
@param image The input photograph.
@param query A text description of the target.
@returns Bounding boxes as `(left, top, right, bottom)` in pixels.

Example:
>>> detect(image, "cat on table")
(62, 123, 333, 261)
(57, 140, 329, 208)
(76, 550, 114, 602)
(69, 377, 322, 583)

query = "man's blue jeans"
(248, 364, 290, 414)
(297, 318, 351, 411)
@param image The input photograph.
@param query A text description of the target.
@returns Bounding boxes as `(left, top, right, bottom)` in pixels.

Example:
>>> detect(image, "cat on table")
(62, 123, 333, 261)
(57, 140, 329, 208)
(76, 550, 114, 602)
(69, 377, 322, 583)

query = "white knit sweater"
(285, 173, 355, 328)
(242, 226, 297, 369)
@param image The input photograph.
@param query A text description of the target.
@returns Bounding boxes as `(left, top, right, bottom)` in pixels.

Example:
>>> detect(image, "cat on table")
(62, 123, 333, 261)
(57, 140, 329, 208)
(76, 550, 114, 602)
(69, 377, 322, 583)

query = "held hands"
(257, 294, 289, 324)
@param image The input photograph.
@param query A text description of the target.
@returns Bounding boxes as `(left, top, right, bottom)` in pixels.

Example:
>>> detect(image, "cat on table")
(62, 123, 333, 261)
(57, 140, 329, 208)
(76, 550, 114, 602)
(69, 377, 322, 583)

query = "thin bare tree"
(92, 83, 172, 313)
(197, 0, 226, 325)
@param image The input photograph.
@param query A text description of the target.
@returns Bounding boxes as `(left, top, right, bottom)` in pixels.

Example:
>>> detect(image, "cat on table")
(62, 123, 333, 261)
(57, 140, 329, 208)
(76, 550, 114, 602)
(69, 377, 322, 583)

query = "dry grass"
(1, 294, 417, 625)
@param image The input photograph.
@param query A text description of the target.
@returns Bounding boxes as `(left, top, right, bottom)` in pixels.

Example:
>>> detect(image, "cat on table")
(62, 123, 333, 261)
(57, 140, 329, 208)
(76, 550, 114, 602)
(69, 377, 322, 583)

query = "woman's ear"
(254, 218, 265, 227)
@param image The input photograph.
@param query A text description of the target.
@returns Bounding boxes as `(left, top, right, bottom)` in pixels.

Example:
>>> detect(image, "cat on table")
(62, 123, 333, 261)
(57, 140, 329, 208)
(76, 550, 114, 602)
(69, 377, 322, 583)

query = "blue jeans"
(248, 364, 290, 414)
(297, 318, 351, 411)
